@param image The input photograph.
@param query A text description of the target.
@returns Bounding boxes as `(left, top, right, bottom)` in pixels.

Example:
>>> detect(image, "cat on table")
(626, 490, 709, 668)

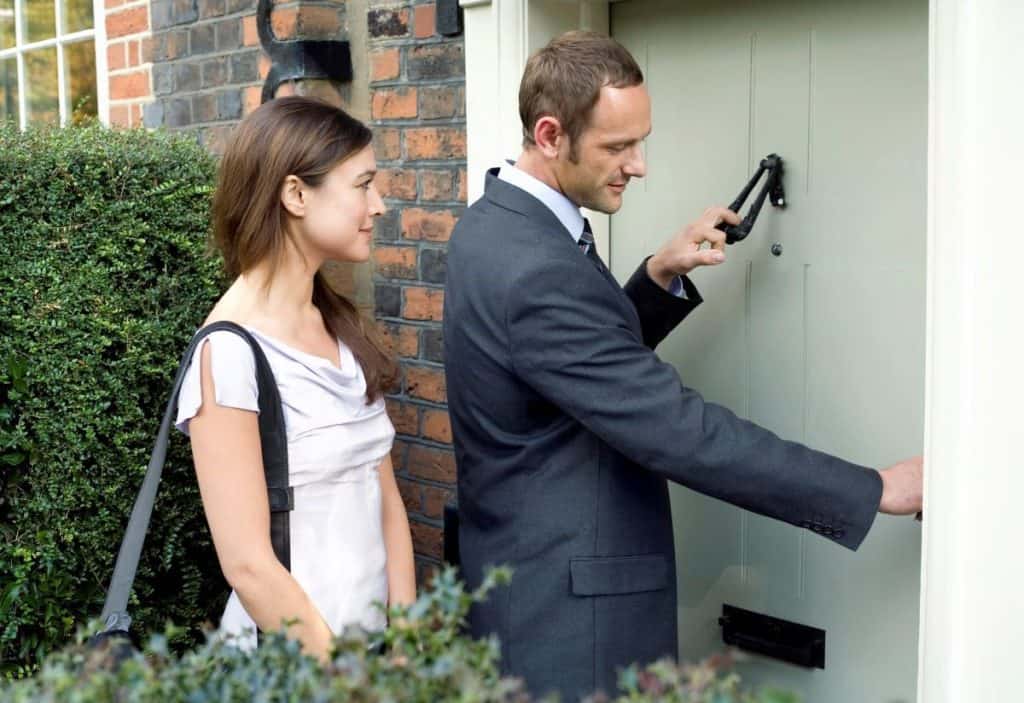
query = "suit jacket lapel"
(484, 169, 618, 284)
(484, 169, 642, 337)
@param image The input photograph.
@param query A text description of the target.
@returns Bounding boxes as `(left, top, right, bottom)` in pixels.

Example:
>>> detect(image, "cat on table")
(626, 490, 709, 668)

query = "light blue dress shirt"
(497, 162, 686, 297)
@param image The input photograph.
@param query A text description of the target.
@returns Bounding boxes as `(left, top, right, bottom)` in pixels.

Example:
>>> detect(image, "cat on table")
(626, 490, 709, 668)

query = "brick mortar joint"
(377, 312, 445, 320)
(395, 438, 453, 453)
(376, 163, 468, 168)
(370, 78, 466, 87)
(400, 358, 446, 368)
(367, 38, 459, 47)
(106, 0, 150, 12)
(187, 120, 247, 129)
(156, 50, 267, 63)
(164, 84, 261, 95)
(380, 199, 464, 204)
(371, 118, 467, 125)
(386, 397, 449, 411)
(173, 16, 254, 28)
(370, 124, 466, 130)
(381, 284, 446, 292)
(379, 200, 466, 207)
(108, 65, 155, 75)
(106, 31, 153, 41)
(387, 394, 449, 406)
(381, 319, 445, 328)
(150, 11, 251, 29)
(273, 2, 350, 10)
(405, 513, 442, 523)
(397, 475, 456, 492)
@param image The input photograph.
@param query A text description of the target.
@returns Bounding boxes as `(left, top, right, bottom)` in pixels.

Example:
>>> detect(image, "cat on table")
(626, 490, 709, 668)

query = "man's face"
(555, 83, 651, 214)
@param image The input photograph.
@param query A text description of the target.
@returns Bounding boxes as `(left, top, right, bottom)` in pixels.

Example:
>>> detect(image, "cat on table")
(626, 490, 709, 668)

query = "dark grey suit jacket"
(442, 170, 882, 701)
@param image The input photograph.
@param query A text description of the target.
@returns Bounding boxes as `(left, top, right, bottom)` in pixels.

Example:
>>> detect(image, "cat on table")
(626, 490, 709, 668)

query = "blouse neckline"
(242, 325, 356, 379)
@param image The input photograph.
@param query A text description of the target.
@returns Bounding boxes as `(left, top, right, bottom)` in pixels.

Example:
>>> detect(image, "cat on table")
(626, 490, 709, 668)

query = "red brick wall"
(146, 0, 273, 151)
(368, 0, 465, 584)
(105, 0, 154, 126)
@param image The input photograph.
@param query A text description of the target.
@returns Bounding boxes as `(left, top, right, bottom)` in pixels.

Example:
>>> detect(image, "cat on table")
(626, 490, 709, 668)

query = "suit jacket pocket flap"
(570, 554, 669, 596)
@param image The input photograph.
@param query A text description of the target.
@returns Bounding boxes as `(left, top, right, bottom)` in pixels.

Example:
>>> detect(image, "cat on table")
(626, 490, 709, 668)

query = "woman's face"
(292, 144, 384, 265)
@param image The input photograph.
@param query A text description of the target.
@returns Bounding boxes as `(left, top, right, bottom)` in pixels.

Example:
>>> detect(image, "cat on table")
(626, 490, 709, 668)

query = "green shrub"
(0, 122, 225, 674)
(0, 567, 795, 703)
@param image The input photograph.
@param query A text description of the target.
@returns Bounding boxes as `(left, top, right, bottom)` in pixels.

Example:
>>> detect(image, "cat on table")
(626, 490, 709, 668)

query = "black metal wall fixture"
(719, 603, 826, 669)
(436, 0, 464, 36)
(257, 0, 354, 104)
(716, 153, 787, 245)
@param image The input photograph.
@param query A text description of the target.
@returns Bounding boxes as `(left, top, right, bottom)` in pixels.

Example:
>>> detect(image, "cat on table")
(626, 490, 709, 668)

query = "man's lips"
(608, 183, 627, 193)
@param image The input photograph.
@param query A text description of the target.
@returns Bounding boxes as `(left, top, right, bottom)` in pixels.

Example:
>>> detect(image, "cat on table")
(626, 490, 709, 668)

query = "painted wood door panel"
(611, 1, 926, 700)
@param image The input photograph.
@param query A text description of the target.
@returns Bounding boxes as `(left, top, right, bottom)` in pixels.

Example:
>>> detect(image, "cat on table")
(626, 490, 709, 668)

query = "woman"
(174, 96, 415, 660)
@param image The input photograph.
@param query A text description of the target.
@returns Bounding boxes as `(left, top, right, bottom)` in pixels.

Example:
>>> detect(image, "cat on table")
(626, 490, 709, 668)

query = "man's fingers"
(687, 248, 726, 269)
(702, 225, 727, 250)
(701, 206, 741, 227)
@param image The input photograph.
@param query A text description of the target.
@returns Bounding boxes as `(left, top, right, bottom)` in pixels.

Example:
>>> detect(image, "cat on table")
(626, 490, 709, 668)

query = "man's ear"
(280, 175, 306, 218)
(533, 116, 564, 159)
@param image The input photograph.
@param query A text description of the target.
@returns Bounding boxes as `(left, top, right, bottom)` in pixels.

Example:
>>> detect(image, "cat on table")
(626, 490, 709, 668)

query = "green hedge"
(0, 567, 796, 703)
(0, 122, 225, 673)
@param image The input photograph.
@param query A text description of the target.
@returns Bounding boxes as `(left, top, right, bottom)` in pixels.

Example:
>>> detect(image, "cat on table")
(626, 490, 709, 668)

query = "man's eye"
(608, 145, 627, 153)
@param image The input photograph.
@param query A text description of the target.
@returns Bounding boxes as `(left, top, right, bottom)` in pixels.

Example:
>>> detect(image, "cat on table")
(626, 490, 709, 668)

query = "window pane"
(23, 0, 56, 43)
(64, 39, 95, 120)
(61, 0, 91, 34)
(0, 57, 18, 123)
(25, 46, 58, 124)
(0, 0, 14, 50)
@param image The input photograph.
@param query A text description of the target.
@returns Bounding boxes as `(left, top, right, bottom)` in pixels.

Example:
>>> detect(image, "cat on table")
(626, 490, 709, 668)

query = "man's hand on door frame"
(878, 455, 924, 516)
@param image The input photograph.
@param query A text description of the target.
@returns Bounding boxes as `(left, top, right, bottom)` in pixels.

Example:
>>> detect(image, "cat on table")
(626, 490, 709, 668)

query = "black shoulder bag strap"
(96, 321, 293, 638)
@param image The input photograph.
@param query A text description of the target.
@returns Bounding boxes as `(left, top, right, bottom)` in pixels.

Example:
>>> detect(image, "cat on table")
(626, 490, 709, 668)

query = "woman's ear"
(280, 175, 306, 218)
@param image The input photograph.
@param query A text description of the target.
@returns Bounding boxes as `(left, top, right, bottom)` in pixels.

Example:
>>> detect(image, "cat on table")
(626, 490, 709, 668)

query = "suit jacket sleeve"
(507, 257, 883, 550)
(623, 257, 703, 349)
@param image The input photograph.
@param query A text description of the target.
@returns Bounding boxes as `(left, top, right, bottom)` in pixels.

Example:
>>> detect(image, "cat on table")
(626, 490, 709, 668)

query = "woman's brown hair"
(212, 96, 397, 402)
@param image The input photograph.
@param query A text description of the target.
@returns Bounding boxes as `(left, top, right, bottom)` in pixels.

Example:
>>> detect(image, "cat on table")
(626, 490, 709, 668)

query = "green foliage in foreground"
(0, 567, 797, 703)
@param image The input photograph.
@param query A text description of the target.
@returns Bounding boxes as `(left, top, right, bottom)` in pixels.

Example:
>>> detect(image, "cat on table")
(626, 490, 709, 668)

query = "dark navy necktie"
(579, 218, 597, 259)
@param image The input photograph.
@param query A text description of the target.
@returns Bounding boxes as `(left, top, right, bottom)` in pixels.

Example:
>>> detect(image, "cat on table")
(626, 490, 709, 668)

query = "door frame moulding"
(458, 1, 1024, 700)
(460, 0, 611, 260)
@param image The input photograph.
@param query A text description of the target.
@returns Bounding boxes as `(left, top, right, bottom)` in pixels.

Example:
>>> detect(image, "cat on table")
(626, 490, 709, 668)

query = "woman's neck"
(215, 251, 323, 337)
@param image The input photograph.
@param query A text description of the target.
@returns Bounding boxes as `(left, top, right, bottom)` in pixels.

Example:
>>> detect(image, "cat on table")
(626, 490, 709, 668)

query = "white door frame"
(459, 1, 1024, 700)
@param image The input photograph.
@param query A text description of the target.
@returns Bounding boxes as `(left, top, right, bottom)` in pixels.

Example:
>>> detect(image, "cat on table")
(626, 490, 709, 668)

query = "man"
(442, 31, 922, 701)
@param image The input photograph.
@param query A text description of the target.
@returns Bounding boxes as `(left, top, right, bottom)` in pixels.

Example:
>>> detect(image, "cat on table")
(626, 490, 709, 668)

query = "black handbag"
(92, 321, 293, 649)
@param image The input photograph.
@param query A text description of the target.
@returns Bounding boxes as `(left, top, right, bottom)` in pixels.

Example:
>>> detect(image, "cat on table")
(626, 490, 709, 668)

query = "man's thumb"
(702, 249, 726, 266)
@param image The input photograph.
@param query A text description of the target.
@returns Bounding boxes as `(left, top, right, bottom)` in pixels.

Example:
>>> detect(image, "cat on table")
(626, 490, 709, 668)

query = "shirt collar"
(497, 161, 586, 242)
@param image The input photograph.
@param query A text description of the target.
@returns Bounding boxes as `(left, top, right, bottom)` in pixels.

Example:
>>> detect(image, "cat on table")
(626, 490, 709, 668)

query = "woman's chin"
(327, 245, 372, 265)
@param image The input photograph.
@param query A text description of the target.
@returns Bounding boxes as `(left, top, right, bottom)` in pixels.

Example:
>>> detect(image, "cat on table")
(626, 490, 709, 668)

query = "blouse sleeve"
(175, 331, 260, 436)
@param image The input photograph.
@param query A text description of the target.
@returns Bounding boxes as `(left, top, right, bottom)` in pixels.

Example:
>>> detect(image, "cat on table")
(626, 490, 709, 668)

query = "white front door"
(611, 1, 927, 700)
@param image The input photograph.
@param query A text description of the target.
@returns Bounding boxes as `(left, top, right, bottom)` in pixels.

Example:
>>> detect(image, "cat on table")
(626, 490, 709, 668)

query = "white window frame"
(0, 0, 108, 127)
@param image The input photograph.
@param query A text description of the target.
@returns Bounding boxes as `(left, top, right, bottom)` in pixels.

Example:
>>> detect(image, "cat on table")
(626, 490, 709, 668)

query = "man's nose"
(622, 144, 646, 178)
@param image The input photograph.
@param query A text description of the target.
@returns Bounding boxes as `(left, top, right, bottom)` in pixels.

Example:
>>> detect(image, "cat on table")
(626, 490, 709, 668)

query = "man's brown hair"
(212, 96, 396, 402)
(519, 30, 644, 157)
